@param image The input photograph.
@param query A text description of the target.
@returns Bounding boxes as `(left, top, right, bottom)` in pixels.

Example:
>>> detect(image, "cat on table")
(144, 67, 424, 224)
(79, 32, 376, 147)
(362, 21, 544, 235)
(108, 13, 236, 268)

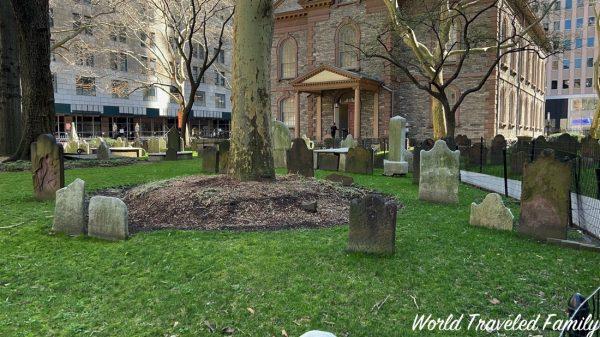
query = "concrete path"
(460, 170, 600, 239)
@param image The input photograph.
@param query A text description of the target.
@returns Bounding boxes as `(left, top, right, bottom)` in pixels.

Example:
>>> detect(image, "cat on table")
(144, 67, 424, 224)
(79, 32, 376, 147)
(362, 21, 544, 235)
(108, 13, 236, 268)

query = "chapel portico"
(290, 65, 383, 141)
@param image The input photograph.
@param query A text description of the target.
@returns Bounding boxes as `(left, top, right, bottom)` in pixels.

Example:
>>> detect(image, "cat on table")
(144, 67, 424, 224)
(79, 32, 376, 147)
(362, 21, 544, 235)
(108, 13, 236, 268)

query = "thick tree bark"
(8, 0, 55, 161)
(0, 1, 21, 156)
(228, 0, 275, 181)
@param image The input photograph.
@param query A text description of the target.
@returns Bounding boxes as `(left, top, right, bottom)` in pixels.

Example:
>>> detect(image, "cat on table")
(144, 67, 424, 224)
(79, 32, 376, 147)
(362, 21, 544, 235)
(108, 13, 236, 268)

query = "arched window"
(279, 38, 297, 79)
(279, 97, 296, 128)
(338, 24, 358, 69)
(499, 88, 506, 124)
(509, 92, 515, 126)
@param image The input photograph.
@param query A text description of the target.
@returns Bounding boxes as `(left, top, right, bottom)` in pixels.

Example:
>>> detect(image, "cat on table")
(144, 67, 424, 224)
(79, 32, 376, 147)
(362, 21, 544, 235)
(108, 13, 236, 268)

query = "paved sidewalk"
(460, 170, 600, 238)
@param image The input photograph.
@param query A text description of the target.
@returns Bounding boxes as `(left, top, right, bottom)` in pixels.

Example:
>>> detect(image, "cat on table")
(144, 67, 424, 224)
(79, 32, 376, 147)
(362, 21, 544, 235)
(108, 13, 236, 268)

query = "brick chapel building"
(270, 0, 548, 142)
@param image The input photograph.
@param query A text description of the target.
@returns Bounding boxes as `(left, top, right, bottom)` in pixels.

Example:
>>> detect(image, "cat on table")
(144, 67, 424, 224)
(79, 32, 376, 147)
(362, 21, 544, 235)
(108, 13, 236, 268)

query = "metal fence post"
(503, 147, 508, 197)
(479, 136, 483, 173)
(530, 138, 536, 162)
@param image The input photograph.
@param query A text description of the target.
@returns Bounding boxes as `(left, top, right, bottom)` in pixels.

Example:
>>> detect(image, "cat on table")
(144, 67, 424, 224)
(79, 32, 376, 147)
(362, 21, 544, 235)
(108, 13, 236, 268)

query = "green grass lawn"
(0, 160, 598, 337)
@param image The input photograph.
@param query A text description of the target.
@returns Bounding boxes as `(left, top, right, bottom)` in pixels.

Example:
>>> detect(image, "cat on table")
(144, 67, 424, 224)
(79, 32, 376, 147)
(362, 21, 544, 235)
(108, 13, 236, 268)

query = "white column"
(354, 86, 361, 138)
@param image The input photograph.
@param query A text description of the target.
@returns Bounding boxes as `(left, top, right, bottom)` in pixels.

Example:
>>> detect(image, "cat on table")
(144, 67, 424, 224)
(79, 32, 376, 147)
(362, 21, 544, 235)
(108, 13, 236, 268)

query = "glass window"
(588, 37, 595, 47)
(215, 93, 226, 109)
(577, 0, 584, 6)
(586, 78, 593, 87)
(574, 79, 581, 88)
(552, 59, 559, 69)
(563, 79, 569, 89)
(588, 57, 594, 67)
(279, 98, 296, 128)
(589, 17, 596, 26)
(554, 0, 561, 9)
(143, 86, 156, 101)
(280, 39, 297, 79)
(111, 80, 129, 99)
(563, 59, 570, 69)
(565, 20, 571, 30)
(215, 71, 226, 86)
(554, 21, 560, 30)
(565, 0, 572, 9)
(76, 76, 96, 96)
(551, 80, 558, 89)
(195, 91, 206, 106)
(575, 58, 582, 68)
(563, 39, 572, 50)
(576, 38, 582, 48)
(576, 17, 583, 28)
(338, 24, 358, 69)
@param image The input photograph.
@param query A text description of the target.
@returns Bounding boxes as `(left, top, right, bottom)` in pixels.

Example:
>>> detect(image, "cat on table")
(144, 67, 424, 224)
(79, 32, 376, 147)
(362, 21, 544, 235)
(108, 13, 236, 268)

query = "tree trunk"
(228, 0, 275, 181)
(430, 74, 447, 140)
(444, 102, 456, 140)
(0, 1, 21, 156)
(8, 0, 55, 161)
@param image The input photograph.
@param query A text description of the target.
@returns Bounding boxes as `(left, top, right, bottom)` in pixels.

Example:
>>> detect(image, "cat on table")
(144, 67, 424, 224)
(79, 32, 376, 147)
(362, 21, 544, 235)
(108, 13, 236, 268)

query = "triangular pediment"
(302, 70, 353, 83)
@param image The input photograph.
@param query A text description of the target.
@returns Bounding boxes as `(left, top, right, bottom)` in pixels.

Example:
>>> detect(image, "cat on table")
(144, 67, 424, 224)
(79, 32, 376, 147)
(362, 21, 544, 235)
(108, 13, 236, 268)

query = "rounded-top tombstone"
(271, 120, 292, 168)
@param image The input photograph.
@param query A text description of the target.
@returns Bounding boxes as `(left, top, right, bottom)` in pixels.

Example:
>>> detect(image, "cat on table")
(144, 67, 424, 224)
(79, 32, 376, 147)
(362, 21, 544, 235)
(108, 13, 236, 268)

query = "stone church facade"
(271, 0, 547, 142)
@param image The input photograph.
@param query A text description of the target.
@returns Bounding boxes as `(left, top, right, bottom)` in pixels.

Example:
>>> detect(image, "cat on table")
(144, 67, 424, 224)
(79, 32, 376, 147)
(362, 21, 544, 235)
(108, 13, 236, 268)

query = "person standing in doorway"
(330, 122, 338, 139)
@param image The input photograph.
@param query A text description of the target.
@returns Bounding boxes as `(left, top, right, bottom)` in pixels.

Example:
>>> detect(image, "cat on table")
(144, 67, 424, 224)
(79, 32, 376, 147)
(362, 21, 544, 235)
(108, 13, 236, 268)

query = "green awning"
(147, 108, 160, 117)
(103, 106, 120, 116)
(54, 103, 71, 114)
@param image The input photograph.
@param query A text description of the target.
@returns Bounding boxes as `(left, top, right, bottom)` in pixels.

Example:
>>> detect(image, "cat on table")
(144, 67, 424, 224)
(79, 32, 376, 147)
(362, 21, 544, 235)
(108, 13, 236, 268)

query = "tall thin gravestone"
(166, 127, 180, 161)
(31, 134, 65, 200)
(272, 120, 292, 168)
(287, 138, 314, 177)
(383, 116, 408, 176)
(490, 134, 506, 165)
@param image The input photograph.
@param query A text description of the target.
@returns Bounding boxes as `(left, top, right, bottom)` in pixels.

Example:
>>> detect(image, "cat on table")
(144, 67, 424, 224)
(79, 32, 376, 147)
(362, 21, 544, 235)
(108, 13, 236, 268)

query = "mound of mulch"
(116, 174, 381, 232)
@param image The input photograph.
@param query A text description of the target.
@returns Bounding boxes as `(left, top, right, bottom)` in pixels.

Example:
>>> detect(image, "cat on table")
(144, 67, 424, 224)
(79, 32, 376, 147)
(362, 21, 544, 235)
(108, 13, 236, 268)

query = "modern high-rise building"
(49, 0, 232, 140)
(543, 0, 598, 134)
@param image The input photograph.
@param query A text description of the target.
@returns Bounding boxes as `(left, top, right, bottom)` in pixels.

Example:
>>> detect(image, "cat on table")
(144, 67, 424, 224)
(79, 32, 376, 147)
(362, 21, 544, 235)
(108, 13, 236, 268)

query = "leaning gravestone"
(165, 127, 180, 161)
(341, 134, 358, 149)
(97, 140, 111, 160)
(412, 138, 434, 184)
(200, 147, 219, 173)
(31, 134, 65, 200)
(345, 145, 374, 175)
(53, 178, 86, 236)
(348, 193, 398, 255)
(490, 134, 506, 165)
(470, 193, 514, 231)
(519, 150, 571, 240)
(419, 140, 460, 204)
(287, 138, 314, 177)
(88, 196, 129, 241)
(272, 120, 292, 168)
(218, 140, 230, 174)
(318, 153, 339, 171)
(383, 116, 408, 175)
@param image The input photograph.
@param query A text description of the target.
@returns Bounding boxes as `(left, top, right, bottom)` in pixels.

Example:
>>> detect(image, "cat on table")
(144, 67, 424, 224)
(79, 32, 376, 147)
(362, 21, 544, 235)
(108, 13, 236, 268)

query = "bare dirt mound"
(119, 174, 375, 232)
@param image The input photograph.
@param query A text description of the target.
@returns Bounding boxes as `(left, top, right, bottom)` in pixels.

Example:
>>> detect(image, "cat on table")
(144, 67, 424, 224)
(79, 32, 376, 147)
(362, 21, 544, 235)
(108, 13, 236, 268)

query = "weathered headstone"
(348, 194, 397, 255)
(403, 149, 413, 173)
(200, 147, 219, 173)
(324, 173, 353, 186)
(324, 137, 334, 149)
(31, 134, 65, 200)
(317, 153, 339, 171)
(515, 136, 532, 153)
(552, 133, 579, 159)
(533, 135, 548, 159)
(519, 150, 571, 240)
(88, 196, 129, 241)
(53, 178, 86, 236)
(412, 138, 434, 184)
(97, 140, 111, 160)
(287, 138, 314, 177)
(383, 116, 408, 176)
(455, 134, 471, 147)
(166, 127, 180, 161)
(418, 140, 460, 204)
(114, 137, 126, 148)
(470, 193, 514, 231)
(218, 140, 230, 174)
(341, 134, 358, 149)
(148, 137, 166, 153)
(271, 120, 292, 168)
(490, 134, 506, 165)
(510, 150, 528, 175)
(345, 145, 373, 175)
